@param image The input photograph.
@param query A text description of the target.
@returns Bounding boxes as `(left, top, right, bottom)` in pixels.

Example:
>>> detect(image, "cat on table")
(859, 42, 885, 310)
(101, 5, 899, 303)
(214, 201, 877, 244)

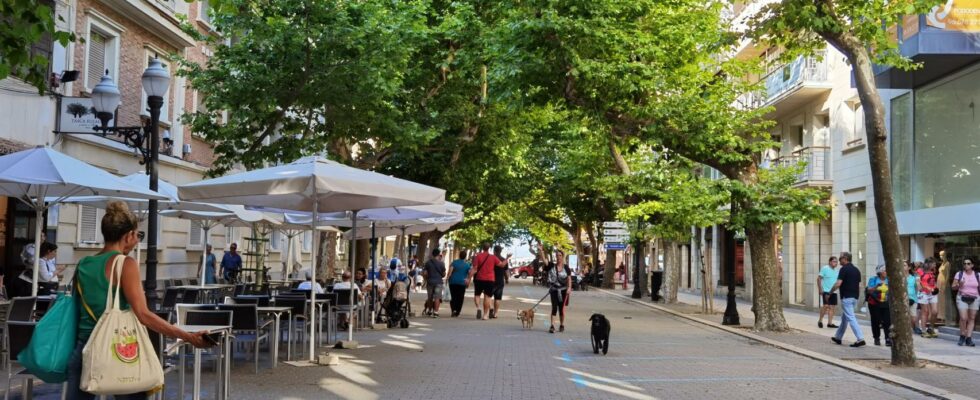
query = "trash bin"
(650, 271, 664, 302)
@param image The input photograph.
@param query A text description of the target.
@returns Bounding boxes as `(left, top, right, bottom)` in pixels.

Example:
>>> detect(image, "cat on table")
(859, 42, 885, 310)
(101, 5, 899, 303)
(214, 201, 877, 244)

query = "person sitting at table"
(333, 271, 363, 330)
(68, 201, 209, 400)
(220, 243, 242, 283)
(297, 270, 325, 294)
(365, 269, 391, 303)
(354, 268, 367, 288)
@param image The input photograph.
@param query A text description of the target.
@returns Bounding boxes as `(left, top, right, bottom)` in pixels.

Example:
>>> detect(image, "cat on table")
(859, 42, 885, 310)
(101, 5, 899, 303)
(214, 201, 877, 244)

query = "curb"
(596, 288, 970, 400)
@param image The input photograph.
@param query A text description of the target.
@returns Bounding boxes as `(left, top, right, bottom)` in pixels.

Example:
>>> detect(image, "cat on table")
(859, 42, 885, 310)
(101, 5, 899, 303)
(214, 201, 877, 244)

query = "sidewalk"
(600, 287, 980, 400)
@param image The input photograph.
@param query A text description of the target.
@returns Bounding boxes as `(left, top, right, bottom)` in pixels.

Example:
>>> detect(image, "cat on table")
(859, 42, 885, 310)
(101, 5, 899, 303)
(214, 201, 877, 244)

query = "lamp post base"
(722, 291, 740, 325)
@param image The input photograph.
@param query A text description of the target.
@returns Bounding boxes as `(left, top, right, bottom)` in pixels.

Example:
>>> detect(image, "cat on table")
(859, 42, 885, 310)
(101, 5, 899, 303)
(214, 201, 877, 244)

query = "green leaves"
(0, 0, 76, 93)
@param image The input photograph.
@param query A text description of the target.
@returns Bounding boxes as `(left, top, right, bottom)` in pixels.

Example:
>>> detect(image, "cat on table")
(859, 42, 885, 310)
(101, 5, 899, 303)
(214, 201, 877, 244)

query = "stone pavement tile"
(625, 288, 980, 399)
(4, 281, 935, 400)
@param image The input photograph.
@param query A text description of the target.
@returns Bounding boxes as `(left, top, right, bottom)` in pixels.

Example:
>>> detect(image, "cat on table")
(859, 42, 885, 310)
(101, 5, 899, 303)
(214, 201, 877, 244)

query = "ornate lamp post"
(90, 58, 171, 305)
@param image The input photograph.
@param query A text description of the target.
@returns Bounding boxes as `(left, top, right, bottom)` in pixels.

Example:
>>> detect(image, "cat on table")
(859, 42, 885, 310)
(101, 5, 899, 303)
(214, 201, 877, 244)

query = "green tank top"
(76, 251, 131, 341)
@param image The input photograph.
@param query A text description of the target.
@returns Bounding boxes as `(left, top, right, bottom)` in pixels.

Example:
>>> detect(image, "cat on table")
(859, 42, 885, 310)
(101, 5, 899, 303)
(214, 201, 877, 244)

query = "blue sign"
(606, 243, 627, 250)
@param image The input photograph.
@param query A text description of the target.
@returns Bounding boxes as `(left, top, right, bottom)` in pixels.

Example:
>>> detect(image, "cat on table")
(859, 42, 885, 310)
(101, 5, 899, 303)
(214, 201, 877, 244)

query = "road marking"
(617, 376, 845, 383)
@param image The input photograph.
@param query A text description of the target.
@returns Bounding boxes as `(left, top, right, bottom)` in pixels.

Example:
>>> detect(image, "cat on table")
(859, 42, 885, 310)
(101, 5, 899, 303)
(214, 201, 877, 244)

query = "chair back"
(333, 289, 358, 307)
(181, 289, 201, 304)
(185, 310, 233, 327)
(216, 304, 258, 331)
(274, 297, 306, 317)
(6, 321, 37, 363)
(162, 287, 181, 309)
(289, 280, 303, 289)
(175, 303, 218, 325)
(7, 297, 37, 322)
(189, 278, 199, 285)
(232, 296, 258, 305)
(148, 311, 171, 357)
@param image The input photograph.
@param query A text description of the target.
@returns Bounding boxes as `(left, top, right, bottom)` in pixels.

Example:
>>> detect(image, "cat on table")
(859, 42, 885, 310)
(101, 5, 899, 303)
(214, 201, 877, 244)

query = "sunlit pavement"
(3, 280, 932, 400)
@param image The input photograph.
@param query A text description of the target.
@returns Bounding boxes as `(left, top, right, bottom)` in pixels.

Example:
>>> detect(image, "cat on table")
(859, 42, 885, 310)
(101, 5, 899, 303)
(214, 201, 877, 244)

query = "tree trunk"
(745, 222, 788, 331)
(586, 222, 599, 277)
(318, 231, 338, 281)
(602, 249, 617, 289)
(354, 238, 371, 271)
(572, 223, 584, 269)
(664, 239, 681, 304)
(819, 30, 915, 366)
(416, 232, 431, 265)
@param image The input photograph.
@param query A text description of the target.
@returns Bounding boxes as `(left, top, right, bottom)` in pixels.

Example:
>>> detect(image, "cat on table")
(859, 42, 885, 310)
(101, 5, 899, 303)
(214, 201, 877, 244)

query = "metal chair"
(217, 304, 272, 373)
(272, 296, 308, 359)
(181, 289, 202, 304)
(175, 304, 219, 325)
(330, 289, 360, 341)
(6, 297, 36, 322)
(161, 287, 181, 313)
(177, 310, 232, 400)
(4, 321, 37, 400)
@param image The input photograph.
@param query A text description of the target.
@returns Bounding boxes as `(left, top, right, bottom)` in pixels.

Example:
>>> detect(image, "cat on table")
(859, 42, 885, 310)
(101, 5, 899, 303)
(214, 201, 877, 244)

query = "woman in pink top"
(952, 256, 979, 346)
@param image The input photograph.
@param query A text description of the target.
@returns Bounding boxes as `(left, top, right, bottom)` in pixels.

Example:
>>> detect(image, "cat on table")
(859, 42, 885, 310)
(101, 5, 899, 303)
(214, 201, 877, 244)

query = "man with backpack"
(423, 248, 447, 317)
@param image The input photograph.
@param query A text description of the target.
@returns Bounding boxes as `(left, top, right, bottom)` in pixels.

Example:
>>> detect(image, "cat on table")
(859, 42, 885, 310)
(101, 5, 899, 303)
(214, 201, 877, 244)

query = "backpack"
(954, 270, 980, 291)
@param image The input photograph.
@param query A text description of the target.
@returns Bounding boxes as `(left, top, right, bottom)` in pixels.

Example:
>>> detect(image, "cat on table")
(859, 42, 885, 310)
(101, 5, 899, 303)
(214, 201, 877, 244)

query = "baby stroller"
(382, 278, 410, 328)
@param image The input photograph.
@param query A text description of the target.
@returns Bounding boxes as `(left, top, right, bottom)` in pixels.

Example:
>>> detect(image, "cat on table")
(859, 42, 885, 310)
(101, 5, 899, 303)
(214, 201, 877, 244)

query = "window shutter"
(87, 32, 106, 88)
(79, 205, 100, 243)
(270, 230, 281, 250)
(189, 220, 203, 246)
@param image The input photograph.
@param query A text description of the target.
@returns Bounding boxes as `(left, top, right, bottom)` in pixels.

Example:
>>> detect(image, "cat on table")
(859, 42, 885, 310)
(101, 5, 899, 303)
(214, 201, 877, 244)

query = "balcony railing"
(762, 52, 829, 103)
(774, 146, 831, 184)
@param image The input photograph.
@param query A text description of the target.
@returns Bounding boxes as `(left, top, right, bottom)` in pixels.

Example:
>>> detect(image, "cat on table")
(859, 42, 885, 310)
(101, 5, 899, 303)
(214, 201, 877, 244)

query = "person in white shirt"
(297, 270, 324, 294)
(332, 271, 362, 330)
(20, 242, 59, 295)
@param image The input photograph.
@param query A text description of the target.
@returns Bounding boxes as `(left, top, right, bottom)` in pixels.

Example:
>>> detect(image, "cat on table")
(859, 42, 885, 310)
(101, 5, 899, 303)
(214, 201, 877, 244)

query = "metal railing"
(761, 51, 829, 103)
(775, 146, 831, 183)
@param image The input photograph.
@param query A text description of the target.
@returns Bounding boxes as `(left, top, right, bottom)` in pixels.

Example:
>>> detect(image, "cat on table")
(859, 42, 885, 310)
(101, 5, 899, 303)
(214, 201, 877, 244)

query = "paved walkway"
(3, 281, 959, 399)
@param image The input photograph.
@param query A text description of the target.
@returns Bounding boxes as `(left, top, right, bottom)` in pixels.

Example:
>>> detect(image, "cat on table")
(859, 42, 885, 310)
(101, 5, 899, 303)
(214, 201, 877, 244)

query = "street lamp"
(90, 58, 170, 305)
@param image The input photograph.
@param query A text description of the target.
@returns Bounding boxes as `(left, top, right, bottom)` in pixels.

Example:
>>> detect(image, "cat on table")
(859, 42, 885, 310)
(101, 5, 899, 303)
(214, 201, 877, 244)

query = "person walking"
(423, 248, 447, 317)
(541, 245, 572, 334)
(831, 251, 866, 347)
(817, 256, 840, 328)
(918, 258, 940, 338)
(68, 201, 208, 400)
(952, 256, 979, 346)
(490, 245, 512, 319)
(469, 243, 500, 320)
(220, 242, 242, 283)
(906, 260, 920, 333)
(198, 244, 217, 284)
(447, 251, 471, 317)
(866, 265, 891, 346)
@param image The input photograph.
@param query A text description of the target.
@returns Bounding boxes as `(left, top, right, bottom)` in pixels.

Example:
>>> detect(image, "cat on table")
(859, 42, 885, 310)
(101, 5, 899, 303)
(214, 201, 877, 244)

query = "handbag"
(80, 255, 164, 395)
(16, 276, 80, 383)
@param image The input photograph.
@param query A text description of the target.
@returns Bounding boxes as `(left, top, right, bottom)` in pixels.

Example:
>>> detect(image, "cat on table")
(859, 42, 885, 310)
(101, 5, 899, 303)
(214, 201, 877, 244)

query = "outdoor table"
(175, 324, 232, 400)
(257, 306, 292, 366)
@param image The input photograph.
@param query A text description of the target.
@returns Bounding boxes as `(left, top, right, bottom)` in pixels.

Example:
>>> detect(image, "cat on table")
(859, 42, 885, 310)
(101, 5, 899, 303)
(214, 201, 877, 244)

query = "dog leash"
(529, 292, 550, 311)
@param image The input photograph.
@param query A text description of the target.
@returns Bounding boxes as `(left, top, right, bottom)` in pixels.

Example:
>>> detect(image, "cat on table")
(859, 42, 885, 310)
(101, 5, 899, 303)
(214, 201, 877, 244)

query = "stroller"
(381, 278, 410, 328)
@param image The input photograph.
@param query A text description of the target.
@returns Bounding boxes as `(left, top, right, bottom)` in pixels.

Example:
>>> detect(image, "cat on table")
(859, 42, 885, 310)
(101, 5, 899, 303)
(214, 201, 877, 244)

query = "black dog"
(589, 313, 610, 355)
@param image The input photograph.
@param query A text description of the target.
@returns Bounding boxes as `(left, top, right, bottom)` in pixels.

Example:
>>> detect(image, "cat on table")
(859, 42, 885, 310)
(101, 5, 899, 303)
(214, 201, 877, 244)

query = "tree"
(0, 0, 74, 92)
(489, 0, 828, 330)
(747, 0, 942, 367)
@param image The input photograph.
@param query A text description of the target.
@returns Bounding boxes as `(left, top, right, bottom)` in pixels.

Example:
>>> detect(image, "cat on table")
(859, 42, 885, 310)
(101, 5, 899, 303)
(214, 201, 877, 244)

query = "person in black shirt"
(490, 245, 511, 319)
(831, 251, 866, 347)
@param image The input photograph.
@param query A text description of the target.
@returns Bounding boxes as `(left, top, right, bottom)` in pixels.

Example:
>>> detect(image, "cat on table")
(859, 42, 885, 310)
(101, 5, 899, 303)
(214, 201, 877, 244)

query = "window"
(156, 0, 177, 11)
(847, 102, 866, 148)
(270, 229, 282, 251)
(141, 50, 171, 124)
(78, 205, 104, 245)
(891, 93, 913, 212)
(225, 226, 238, 248)
(198, 0, 212, 25)
(84, 13, 122, 91)
(848, 202, 867, 262)
(303, 231, 312, 253)
(189, 220, 204, 247)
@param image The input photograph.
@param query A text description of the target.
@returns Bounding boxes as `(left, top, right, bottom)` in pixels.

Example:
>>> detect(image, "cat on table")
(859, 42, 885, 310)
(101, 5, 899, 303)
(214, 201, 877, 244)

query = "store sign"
(926, 0, 980, 32)
(59, 97, 112, 134)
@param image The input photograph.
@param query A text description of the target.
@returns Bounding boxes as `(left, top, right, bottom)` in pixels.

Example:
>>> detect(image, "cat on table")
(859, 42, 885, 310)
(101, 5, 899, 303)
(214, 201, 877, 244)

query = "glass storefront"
(892, 64, 980, 211)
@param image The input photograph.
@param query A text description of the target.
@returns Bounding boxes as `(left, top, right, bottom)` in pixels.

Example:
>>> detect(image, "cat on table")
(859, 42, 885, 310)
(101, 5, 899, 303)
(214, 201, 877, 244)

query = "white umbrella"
(178, 156, 445, 356)
(0, 147, 167, 295)
(342, 216, 463, 240)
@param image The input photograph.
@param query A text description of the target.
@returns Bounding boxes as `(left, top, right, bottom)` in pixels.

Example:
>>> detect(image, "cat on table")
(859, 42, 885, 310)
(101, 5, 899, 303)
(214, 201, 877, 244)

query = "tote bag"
(17, 287, 79, 383)
(80, 255, 164, 395)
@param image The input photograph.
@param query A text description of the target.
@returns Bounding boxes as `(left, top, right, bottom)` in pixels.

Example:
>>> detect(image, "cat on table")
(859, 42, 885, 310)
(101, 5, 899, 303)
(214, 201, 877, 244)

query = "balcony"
(761, 54, 832, 116)
(774, 146, 832, 187)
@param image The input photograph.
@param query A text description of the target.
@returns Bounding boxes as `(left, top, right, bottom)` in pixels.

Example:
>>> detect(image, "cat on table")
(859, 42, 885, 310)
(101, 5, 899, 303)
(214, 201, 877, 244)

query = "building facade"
(0, 0, 319, 288)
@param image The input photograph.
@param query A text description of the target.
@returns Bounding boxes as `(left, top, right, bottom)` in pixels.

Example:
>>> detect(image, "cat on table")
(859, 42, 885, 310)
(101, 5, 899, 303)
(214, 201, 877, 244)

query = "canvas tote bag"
(80, 255, 164, 395)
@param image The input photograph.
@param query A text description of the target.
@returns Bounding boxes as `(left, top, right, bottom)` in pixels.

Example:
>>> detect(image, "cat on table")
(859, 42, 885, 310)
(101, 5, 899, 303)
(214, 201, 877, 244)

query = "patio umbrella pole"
(370, 222, 376, 326)
(309, 201, 318, 361)
(199, 223, 211, 285)
(31, 205, 43, 296)
(349, 210, 358, 342)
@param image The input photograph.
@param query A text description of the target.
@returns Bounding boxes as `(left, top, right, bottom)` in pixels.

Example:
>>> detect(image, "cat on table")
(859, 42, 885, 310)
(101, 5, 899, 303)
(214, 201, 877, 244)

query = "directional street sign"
(605, 243, 627, 250)
(603, 229, 629, 236)
(603, 221, 627, 228)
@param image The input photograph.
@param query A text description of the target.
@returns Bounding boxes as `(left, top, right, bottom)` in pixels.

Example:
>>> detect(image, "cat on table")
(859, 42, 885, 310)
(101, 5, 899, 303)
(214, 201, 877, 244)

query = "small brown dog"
(518, 308, 535, 329)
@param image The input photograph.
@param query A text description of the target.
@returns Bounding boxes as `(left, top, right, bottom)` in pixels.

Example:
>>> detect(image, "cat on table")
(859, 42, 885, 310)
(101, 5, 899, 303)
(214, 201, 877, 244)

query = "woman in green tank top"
(67, 202, 209, 400)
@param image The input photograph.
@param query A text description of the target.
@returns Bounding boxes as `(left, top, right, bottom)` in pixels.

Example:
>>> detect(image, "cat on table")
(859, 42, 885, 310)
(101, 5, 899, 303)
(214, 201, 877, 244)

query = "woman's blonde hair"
(101, 201, 139, 242)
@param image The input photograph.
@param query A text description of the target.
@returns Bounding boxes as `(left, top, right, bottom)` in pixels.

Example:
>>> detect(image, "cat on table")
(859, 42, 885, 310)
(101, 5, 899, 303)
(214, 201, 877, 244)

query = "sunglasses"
(137, 231, 146, 241)
(965, 261, 974, 265)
